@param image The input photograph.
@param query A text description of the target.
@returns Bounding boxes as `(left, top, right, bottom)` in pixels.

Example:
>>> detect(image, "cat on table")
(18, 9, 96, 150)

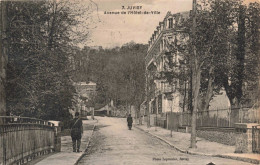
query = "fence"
(0, 116, 56, 165)
(252, 126, 260, 153)
(155, 117, 167, 128)
(161, 107, 260, 129)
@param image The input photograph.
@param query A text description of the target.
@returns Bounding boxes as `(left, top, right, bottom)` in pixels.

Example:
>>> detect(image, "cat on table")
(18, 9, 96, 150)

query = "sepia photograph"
(0, 0, 260, 164)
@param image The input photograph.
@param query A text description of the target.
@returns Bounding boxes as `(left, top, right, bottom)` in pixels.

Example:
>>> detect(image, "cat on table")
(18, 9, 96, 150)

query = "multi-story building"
(145, 11, 190, 125)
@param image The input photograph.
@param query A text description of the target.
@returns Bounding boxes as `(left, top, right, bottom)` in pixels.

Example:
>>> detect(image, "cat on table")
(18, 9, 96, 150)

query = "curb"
(134, 125, 260, 165)
(74, 119, 98, 165)
(214, 154, 260, 165)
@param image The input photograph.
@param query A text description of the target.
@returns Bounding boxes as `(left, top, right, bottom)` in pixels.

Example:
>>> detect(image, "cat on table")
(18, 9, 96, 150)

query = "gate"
(252, 126, 260, 153)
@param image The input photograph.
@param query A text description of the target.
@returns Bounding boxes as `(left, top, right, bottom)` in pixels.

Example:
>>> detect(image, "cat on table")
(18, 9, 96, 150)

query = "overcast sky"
(79, 0, 259, 48)
(78, 0, 192, 48)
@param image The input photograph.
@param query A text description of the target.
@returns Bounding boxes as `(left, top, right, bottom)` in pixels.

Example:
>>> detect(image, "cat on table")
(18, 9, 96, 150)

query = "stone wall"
(196, 129, 238, 146)
(235, 133, 248, 153)
(177, 127, 238, 146)
(176, 123, 260, 153)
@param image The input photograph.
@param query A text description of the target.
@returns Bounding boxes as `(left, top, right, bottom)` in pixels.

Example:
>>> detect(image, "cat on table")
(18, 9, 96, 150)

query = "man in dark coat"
(127, 114, 133, 130)
(71, 112, 83, 152)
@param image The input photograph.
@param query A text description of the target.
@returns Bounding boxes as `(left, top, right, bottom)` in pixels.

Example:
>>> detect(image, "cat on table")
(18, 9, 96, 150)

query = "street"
(78, 117, 252, 165)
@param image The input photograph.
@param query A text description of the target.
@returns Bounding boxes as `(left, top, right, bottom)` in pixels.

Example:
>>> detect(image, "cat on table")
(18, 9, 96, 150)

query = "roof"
(148, 10, 191, 44)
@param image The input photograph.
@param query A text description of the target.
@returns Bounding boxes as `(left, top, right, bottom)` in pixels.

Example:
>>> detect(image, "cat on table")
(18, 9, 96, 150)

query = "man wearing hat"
(71, 112, 83, 152)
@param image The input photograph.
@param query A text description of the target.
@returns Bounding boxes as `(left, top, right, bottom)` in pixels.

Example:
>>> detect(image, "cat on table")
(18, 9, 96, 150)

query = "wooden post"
(217, 109, 219, 127)
(169, 97, 173, 137)
(155, 97, 158, 131)
(54, 126, 61, 152)
(92, 107, 94, 120)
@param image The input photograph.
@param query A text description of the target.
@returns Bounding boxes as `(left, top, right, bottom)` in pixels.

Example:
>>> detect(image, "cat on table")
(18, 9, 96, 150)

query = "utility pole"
(170, 98, 173, 137)
(155, 97, 158, 131)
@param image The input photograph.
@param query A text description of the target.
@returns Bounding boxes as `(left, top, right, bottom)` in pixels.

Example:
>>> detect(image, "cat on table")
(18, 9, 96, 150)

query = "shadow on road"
(94, 124, 110, 131)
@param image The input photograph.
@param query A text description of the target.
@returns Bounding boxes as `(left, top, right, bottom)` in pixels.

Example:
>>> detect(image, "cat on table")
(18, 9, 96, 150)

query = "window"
(168, 18, 173, 28)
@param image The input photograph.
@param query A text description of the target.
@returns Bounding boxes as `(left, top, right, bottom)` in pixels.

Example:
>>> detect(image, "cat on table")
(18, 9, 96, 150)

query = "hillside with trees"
(72, 43, 147, 112)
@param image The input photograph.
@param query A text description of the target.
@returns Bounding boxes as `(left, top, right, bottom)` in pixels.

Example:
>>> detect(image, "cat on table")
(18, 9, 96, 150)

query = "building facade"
(145, 11, 190, 125)
(73, 81, 97, 117)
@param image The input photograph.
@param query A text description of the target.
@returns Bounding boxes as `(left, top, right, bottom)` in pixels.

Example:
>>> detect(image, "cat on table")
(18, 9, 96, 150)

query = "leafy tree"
(162, 0, 259, 148)
(5, 0, 92, 122)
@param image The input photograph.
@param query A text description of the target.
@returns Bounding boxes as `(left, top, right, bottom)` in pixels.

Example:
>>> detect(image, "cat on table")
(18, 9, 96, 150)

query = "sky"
(79, 0, 193, 48)
(77, 0, 259, 49)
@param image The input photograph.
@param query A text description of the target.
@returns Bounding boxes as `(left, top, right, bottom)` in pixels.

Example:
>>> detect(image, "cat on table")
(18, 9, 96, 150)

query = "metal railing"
(0, 116, 56, 165)
(163, 107, 259, 129)
(252, 125, 260, 153)
(155, 108, 260, 130)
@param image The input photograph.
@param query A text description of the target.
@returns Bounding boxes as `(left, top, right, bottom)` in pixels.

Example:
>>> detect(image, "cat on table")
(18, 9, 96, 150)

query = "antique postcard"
(0, 0, 259, 164)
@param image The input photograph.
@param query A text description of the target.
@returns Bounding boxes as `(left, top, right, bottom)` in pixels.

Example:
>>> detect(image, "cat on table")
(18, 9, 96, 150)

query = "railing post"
(54, 126, 61, 152)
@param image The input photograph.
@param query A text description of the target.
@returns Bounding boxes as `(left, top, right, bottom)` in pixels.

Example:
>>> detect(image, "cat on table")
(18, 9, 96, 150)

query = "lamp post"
(170, 99, 173, 137)
(155, 97, 158, 131)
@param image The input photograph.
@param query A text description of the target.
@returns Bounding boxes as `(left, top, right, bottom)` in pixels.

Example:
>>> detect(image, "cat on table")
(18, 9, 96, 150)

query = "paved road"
(78, 117, 252, 165)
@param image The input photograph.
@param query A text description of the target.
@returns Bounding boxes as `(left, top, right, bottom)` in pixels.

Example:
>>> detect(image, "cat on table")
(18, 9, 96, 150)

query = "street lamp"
(168, 96, 173, 137)
(155, 98, 158, 131)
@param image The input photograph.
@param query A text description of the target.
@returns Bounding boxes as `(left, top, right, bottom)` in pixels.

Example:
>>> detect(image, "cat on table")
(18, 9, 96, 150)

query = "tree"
(0, 1, 8, 119)
(241, 2, 260, 106)
(220, 1, 260, 108)
(163, 0, 245, 148)
(73, 43, 147, 114)
(5, 0, 92, 122)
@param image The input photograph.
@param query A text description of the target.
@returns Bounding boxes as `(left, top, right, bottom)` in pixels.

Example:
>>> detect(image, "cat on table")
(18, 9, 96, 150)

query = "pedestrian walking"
(127, 114, 133, 130)
(71, 112, 83, 152)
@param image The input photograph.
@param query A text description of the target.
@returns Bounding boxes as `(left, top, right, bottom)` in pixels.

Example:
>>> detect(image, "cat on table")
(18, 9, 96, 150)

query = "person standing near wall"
(71, 112, 83, 152)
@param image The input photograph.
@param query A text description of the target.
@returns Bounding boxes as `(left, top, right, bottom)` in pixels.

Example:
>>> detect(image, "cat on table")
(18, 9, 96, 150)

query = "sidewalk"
(35, 119, 97, 165)
(134, 123, 260, 164)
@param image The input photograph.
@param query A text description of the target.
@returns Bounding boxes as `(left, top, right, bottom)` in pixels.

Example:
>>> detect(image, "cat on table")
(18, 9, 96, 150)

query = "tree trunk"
(202, 66, 214, 112)
(147, 101, 150, 128)
(234, 5, 246, 105)
(0, 1, 8, 119)
(183, 80, 187, 112)
(190, 0, 198, 148)
(48, 1, 57, 49)
(190, 58, 200, 148)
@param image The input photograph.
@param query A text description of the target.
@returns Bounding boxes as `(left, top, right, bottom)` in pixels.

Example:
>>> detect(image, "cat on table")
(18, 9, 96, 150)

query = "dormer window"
(168, 18, 173, 29)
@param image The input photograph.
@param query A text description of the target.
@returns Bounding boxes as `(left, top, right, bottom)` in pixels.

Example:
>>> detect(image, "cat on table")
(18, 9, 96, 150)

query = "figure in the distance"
(127, 114, 133, 130)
